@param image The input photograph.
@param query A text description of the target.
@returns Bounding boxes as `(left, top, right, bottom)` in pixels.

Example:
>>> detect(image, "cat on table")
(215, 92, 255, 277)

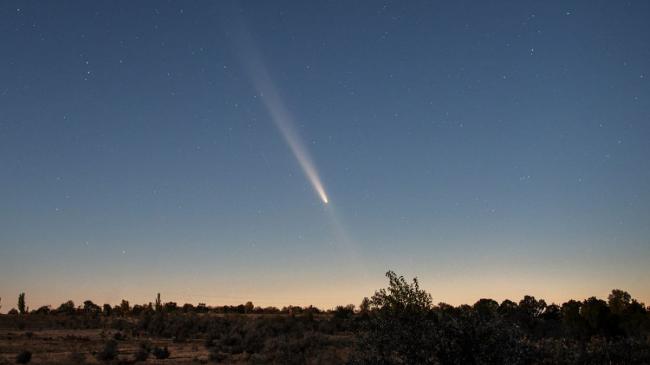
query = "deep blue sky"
(1, 1, 649, 310)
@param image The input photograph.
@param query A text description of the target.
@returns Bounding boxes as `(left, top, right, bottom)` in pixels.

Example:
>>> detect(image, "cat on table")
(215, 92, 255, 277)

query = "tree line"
(2, 272, 650, 364)
(2, 292, 335, 317)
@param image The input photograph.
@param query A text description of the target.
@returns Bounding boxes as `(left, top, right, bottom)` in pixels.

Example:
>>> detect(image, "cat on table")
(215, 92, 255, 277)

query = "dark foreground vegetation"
(1, 272, 649, 364)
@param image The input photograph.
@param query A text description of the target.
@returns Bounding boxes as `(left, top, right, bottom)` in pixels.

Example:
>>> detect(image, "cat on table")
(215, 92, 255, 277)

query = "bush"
(15, 350, 32, 364)
(96, 339, 118, 362)
(152, 346, 170, 359)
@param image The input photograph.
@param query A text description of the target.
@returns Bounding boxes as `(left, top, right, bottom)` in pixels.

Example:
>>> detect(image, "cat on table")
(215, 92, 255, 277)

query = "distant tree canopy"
(57, 300, 75, 315)
(5, 274, 650, 364)
(353, 271, 650, 365)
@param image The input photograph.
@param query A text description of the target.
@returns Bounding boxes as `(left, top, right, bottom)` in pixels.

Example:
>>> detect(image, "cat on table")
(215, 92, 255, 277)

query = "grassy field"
(0, 314, 354, 364)
(0, 328, 208, 364)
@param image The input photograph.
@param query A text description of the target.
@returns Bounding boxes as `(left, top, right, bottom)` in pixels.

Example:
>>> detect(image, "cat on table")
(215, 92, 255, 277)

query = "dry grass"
(0, 329, 210, 364)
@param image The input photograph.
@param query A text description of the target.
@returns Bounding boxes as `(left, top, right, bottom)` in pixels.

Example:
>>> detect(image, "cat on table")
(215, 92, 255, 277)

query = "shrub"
(16, 350, 32, 364)
(152, 346, 170, 359)
(96, 339, 118, 362)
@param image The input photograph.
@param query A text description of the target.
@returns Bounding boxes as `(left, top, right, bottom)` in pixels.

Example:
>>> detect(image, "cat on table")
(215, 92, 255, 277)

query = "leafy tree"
(561, 299, 586, 338)
(516, 295, 547, 336)
(83, 300, 101, 315)
(608, 289, 632, 315)
(196, 303, 208, 313)
(244, 301, 254, 314)
(333, 304, 355, 320)
(474, 298, 499, 319)
(18, 293, 26, 315)
(497, 299, 518, 321)
(163, 301, 178, 313)
(102, 304, 112, 316)
(120, 299, 130, 315)
(358, 271, 435, 364)
(607, 290, 647, 337)
(581, 297, 612, 336)
(359, 297, 370, 315)
(33, 306, 51, 315)
(57, 300, 76, 315)
(182, 303, 195, 313)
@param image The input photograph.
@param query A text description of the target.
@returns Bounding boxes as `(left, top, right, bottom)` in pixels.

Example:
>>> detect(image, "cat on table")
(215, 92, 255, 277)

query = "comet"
(235, 25, 329, 204)
(253, 73, 329, 204)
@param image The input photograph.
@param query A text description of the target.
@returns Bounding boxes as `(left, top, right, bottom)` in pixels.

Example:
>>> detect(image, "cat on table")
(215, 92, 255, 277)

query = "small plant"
(152, 346, 170, 359)
(16, 350, 32, 364)
(96, 339, 118, 362)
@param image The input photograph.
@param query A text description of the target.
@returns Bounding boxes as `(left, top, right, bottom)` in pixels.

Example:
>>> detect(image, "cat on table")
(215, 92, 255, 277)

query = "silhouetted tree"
(474, 298, 499, 320)
(358, 271, 435, 364)
(581, 297, 612, 337)
(517, 295, 547, 335)
(155, 293, 162, 312)
(111, 299, 131, 316)
(182, 303, 194, 313)
(196, 303, 208, 313)
(102, 304, 112, 316)
(163, 301, 178, 313)
(497, 299, 518, 321)
(57, 300, 75, 315)
(32, 305, 50, 315)
(607, 289, 648, 337)
(83, 300, 101, 315)
(359, 297, 370, 315)
(244, 301, 254, 314)
(18, 293, 26, 315)
(332, 305, 355, 321)
(608, 289, 632, 315)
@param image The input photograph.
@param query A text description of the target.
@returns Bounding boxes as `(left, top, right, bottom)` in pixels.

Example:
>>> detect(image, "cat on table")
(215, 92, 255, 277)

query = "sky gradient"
(1, 1, 649, 311)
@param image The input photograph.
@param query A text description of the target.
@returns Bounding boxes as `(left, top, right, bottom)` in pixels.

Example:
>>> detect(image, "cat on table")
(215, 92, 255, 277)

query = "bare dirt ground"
(0, 329, 211, 364)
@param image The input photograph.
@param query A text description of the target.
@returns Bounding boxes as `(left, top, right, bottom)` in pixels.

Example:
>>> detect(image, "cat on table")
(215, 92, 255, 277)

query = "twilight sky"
(1, 1, 649, 311)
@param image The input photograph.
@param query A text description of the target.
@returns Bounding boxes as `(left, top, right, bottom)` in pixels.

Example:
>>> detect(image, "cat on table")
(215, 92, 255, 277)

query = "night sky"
(1, 1, 649, 310)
